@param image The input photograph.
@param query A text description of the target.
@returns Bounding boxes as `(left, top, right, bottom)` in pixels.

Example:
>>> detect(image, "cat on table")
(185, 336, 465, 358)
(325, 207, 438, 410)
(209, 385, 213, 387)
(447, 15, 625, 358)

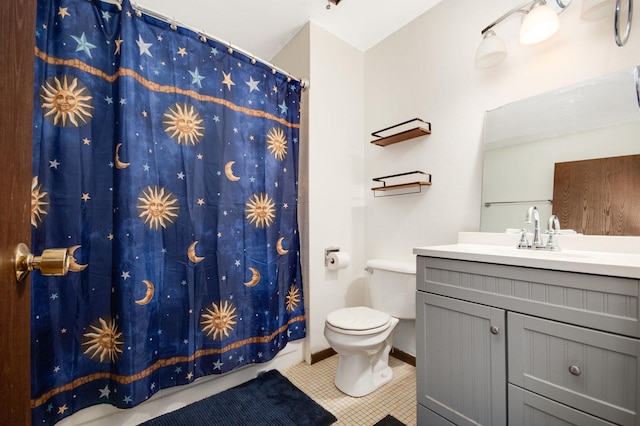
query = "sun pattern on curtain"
(31, 0, 304, 423)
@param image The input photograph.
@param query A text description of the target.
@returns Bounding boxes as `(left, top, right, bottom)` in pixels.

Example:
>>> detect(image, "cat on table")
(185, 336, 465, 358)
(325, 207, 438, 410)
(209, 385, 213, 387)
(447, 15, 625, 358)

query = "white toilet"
(323, 259, 416, 397)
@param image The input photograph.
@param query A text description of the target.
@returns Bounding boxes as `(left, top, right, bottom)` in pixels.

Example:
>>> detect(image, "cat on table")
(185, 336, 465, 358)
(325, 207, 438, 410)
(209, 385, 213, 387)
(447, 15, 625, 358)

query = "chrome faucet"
(525, 206, 545, 249)
(546, 214, 561, 251)
(517, 207, 562, 250)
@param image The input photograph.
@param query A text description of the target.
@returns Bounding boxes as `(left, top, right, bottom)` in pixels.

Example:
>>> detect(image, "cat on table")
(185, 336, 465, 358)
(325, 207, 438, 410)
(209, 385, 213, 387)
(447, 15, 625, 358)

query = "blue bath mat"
(139, 370, 337, 426)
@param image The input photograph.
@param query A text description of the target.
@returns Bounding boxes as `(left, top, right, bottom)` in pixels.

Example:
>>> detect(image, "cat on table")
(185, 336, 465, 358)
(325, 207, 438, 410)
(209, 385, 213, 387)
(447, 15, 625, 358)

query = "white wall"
(364, 0, 640, 260)
(306, 23, 365, 358)
(274, 23, 366, 360)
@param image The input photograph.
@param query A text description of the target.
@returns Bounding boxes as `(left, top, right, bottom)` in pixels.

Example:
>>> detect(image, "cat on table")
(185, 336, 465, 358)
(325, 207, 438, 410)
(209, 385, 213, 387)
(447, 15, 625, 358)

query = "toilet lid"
(326, 307, 391, 333)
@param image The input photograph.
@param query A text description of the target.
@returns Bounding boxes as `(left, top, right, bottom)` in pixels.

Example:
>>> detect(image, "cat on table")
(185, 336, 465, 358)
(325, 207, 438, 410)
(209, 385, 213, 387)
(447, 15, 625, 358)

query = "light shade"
(475, 31, 507, 69)
(519, 3, 560, 45)
(581, 0, 614, 21)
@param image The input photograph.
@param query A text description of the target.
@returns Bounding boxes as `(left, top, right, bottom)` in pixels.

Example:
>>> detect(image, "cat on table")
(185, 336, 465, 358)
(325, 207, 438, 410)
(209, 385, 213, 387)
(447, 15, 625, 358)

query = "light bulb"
(519, 3, 560, 45)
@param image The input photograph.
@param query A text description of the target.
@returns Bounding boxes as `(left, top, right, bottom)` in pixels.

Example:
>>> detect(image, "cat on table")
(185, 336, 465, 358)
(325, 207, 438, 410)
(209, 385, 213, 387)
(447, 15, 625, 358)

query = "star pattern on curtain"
(31, 0, 305, 424)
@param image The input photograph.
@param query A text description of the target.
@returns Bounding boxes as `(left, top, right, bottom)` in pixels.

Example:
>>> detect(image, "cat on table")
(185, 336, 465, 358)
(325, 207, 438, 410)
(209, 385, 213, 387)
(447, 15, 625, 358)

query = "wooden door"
(1, 0, 36, 424)
(417, 292, 506, 426)
(553, 154, 640, 235)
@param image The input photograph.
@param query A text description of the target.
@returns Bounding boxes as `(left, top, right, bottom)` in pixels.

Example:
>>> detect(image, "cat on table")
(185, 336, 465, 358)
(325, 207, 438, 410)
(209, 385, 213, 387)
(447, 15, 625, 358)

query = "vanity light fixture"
(474, 30, 508, 70)
(580, 0, 633, 47)
(475, 0, 571, 69)
(581, 0, 615, 21)
(614, 0, 633, 46)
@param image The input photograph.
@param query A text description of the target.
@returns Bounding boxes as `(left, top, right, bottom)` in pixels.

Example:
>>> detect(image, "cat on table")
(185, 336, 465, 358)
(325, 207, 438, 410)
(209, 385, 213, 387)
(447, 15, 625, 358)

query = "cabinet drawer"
(508, 312, 640, 426)
(418, 257, 640, 338)
(508, 385, 618, 426)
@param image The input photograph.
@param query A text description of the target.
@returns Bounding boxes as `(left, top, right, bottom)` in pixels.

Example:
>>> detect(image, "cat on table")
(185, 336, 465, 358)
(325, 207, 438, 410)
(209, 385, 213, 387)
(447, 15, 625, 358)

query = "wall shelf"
(371, 118, 431, 146)
(372, 171, 432, 197)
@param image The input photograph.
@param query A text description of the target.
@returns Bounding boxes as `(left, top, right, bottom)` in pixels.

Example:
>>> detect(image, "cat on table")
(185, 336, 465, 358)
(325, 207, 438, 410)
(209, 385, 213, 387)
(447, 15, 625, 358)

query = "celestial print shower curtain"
(31, 0, 304, 423)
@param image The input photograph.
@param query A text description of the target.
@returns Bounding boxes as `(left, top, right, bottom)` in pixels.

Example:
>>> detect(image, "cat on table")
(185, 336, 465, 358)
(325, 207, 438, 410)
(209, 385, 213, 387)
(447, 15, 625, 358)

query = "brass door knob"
(15, 243, 71, 282)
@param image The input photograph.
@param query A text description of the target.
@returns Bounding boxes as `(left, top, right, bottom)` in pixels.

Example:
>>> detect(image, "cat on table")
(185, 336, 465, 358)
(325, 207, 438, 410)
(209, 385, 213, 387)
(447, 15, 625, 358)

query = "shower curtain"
(31, 0, 304, 424)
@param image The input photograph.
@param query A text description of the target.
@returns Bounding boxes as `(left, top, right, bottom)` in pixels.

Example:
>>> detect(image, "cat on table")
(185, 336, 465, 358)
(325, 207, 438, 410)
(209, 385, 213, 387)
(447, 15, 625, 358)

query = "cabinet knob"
(490, 326, 500, 335)
(569, 365, 582, 376)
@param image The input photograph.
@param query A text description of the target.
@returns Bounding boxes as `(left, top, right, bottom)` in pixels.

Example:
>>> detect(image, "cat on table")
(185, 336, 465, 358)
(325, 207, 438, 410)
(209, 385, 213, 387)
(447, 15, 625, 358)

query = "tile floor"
(281, 355, 417, 426)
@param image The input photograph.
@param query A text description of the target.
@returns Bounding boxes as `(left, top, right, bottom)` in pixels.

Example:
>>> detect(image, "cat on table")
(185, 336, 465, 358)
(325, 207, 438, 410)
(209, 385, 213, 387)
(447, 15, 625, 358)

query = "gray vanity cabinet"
(416, 256, 640, 426)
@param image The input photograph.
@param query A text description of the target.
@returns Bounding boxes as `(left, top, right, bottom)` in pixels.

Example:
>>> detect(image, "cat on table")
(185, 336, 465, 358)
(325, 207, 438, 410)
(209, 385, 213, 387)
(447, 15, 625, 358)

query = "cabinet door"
(417, 292, 506, 426)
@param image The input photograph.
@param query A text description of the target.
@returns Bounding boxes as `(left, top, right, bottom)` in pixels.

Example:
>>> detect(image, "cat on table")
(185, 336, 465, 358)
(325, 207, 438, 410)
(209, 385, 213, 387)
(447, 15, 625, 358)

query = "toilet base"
(334, 353, 394, 397)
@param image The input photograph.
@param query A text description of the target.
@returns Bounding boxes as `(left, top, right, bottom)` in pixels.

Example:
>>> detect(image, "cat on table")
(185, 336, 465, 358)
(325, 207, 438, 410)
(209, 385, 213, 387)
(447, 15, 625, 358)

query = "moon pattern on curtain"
(31, 0, 305, 424)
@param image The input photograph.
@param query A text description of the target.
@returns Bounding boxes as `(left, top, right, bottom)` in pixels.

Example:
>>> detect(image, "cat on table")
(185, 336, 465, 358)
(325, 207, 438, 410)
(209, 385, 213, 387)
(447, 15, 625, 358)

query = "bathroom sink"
(413, 232, 640, 279)
(456, 244, 592, 259)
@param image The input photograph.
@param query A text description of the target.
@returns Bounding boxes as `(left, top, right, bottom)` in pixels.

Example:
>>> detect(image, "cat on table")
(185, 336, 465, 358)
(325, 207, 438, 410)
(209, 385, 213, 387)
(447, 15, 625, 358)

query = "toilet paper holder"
(324, 247, 340, 267)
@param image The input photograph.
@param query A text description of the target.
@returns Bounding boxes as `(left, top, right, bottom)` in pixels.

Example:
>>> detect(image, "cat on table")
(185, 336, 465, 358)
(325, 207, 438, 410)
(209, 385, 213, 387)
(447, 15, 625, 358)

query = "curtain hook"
(170, 19, 177, 31)
(251, 57, 257, 65)
(227, 46, 234, 54)
(271, 68, 277, 75)
(199, 32, 207, 43)
(135, 9, 142, 18)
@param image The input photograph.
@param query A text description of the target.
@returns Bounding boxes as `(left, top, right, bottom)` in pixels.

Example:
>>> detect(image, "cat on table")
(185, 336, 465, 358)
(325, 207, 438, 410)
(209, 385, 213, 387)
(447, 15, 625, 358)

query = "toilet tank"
(366, 259, 416, 320)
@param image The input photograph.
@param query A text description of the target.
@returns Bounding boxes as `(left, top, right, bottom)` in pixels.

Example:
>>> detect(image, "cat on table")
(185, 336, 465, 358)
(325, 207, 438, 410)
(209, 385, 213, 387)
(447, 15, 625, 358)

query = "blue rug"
(139, 370, 337, 426)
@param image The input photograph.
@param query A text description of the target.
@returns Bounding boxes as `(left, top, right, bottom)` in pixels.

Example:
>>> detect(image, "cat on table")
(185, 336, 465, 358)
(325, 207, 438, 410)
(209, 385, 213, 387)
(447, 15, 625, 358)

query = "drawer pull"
(569, 365, 582, 376)
(490, 326, 500, 335)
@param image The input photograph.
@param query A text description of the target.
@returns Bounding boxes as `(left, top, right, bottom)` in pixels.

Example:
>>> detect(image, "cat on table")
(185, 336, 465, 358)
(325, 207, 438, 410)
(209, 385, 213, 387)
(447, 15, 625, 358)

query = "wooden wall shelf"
(371, 171, 432, 197)
(371, 118, 431, 147)
(371, 181, 432, 191)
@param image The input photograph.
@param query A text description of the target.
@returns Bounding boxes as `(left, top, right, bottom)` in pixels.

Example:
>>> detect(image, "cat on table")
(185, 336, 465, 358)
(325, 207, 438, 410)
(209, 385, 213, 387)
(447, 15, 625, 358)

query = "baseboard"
(310, 347, 336, 364)
(390, 347, 416, 367)
(310, 347, 415, 367)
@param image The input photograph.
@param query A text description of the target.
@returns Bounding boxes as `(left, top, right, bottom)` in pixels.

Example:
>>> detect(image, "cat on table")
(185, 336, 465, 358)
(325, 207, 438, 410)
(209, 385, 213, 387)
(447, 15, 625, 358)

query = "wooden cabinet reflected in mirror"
(553, 154, 640, 235)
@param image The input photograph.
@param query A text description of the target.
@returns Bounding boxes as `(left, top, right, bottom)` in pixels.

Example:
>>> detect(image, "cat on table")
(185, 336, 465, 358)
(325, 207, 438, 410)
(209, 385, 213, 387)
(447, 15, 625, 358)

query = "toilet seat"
(325, 307, 392, 335)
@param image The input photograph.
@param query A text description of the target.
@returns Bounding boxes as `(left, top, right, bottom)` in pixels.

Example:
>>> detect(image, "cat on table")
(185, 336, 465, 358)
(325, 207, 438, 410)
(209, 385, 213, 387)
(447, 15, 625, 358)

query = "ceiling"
(132, 0, 443, 61)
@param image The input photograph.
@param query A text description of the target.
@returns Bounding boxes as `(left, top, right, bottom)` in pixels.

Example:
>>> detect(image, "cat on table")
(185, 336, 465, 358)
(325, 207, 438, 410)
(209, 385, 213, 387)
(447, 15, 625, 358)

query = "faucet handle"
(547, 214, 561, 232)
(546, 215, 561, 251)
(546, 230, 561, 251)
(516, 228, 529, 249)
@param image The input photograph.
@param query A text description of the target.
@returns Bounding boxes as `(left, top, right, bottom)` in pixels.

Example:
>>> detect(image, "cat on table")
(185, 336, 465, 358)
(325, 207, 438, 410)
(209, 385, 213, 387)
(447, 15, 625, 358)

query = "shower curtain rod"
(128, 2, 309, 90)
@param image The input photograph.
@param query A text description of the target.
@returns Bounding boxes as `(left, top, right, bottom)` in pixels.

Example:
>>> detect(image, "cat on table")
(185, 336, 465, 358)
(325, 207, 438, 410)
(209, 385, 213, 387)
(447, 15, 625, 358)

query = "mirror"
(480, 66, 640, 234)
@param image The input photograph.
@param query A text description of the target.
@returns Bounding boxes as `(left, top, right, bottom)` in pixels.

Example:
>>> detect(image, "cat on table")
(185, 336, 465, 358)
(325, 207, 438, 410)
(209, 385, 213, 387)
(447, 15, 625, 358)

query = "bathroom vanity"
(414, 233, 640, 426)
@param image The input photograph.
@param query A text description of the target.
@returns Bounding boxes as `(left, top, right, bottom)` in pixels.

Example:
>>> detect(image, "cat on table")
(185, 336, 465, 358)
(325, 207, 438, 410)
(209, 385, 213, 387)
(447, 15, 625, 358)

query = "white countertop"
(413, 232, 640, 279)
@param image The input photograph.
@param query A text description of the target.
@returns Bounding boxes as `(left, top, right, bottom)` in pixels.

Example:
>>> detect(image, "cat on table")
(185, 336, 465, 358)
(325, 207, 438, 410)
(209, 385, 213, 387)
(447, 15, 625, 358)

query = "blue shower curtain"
(31, 0, 305, 423)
